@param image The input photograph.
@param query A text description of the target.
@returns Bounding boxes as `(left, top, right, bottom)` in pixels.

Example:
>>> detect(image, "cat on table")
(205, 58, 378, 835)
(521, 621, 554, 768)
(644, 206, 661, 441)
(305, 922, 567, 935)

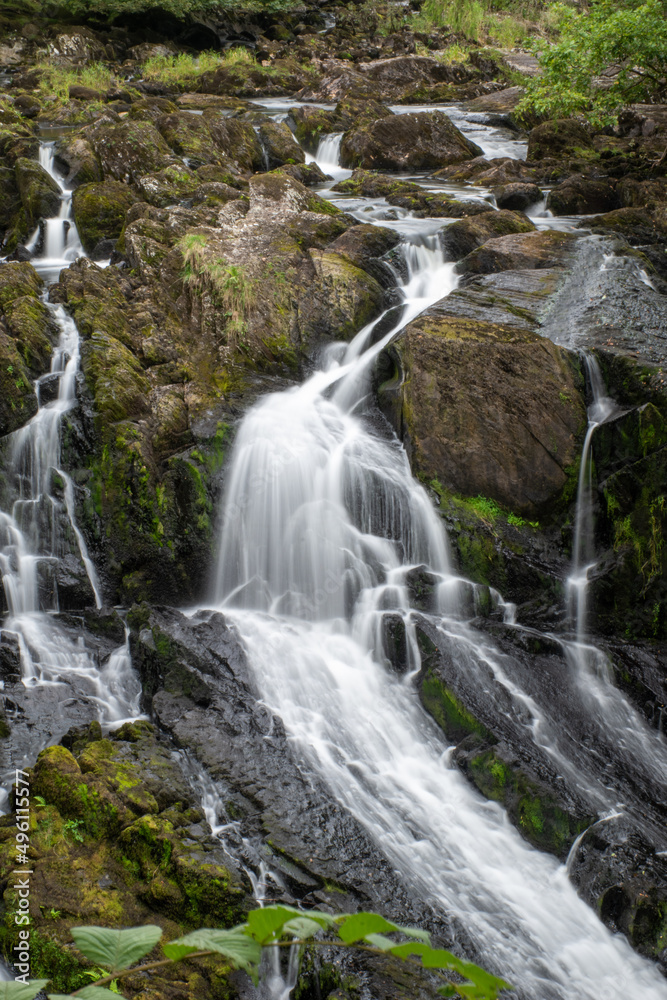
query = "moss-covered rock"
(0, 722, 249, 998)
(546, 176, 619, 216)
(72, 180, 139, 253)
(0, 165, 22, 235)
(456, 230, 578, 276)
(442, 210, 536, 260)
(341, 109, 483, 171)
(84, 118, 179, 186)
(53, 133, 102, 187)
(301, 249, 385, 342)
(527, 119, 595, 162)
(379, 295, 585, 516)
(14, 157, 61, 225)
(258, 119, 305, 168)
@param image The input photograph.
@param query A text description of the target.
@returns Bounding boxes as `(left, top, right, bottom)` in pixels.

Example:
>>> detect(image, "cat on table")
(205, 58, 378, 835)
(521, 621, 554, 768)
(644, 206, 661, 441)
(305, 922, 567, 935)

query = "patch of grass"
(142, 47, 254, 88)
(179, 232, 256, 349)
(34, 61, 116, 102)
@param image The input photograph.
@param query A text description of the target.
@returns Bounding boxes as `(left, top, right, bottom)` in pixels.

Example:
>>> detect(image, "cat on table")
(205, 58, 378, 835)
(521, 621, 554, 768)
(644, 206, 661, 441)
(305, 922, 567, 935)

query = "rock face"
(340, 110, 483, 170)
(14, 157, 61, 225)
(378, 282, 586, 517)
(441, 210, 536, 259)
(0, 262, 57, 436)
(72, 181, 139, 252)
(527, 119, 595, 162)
(546, 176, 619, 215)
(0, 720, 250, 999)
(456, 230, 578, 276)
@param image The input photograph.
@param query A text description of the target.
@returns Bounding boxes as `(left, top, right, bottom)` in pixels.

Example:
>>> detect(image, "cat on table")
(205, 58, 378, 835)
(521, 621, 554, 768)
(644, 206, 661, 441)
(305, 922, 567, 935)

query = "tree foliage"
(6, 906, 512, 1000)
(520, 0, 667, 125)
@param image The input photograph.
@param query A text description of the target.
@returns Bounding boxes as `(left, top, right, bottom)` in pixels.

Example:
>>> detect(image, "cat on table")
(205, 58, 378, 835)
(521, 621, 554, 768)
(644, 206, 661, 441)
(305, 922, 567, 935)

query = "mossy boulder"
(84, 119, 179, 186)
(581, 207, 667, 246)
(341, 109, 483, 171)
(136, 166, 201, 208)
(0, 165, 22, 234)
(0, 325, 38, 435)
(288, 104, 343, 153)
(14, 157, 61, 225)
(333, 169, 493, 218)
(258, 120, 305, 168)
(72, 180, 140, 253)
(441, 210, 536, 260)
(300, 249, 385, 342)
(456, 230, 578, 276)
(0, 722, 249, 998)
(53, 133, 102, 186)
(527, 119, 595, 162)
(546, 176, 619, 216)
(380, 296, 586, 516)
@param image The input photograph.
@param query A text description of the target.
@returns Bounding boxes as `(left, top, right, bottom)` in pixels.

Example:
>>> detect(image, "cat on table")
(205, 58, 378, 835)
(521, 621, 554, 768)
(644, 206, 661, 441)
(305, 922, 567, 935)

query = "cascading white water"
(211, 240, 667, 998)
(566, 354, 617, 643)
(24, 142, 83, 277)
(0, 299, 141, 723)
(312, 133, 351, 183)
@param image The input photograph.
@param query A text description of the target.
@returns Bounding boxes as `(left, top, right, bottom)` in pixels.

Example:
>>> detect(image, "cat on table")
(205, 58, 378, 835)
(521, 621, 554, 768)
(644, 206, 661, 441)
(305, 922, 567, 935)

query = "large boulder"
(340, 110, 483, 171)
(441, 210, 536, 260)
(258, 120, 305, 168)
(494, 182, 543, 211)
(527, 119, 594, 162)
(72, 181, 140, 253)
(53, 134, 102, 187)
(456, 230, 579, 276)
(14, 158, 61, 224)
(379, 293, 585, 515)
(580, 207, 667, 246)
(84, 119, 180, 185)
(546, 176, 619, 216)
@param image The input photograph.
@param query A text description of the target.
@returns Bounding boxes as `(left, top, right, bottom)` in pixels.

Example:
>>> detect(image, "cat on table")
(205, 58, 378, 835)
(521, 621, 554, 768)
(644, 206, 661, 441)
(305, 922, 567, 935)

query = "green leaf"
(437, 988, 456, 998)
(244, 905, 333, 944)
(0, 982, 49, 1000)
(71, 924, 163, 971)
(163, 926, 262, 974)
(363, 933, 398, 951)
(337, 912, 399, 943)
(396, 924, 431, 944)
(281, 916, 324, 939)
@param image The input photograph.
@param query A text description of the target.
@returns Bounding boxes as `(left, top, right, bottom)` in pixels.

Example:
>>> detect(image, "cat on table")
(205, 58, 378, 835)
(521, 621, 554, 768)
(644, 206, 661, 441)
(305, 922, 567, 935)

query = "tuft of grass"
(34, 61, 116, 102)
(142, 47, 255, 88)
(179, 233, 256, 349)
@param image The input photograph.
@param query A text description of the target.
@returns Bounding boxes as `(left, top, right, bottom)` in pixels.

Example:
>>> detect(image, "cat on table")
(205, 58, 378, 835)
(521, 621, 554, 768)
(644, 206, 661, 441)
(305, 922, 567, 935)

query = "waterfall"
(24, 141, 83, 276)
(566, 353, 617, 643)
(211, 243, 667, 998)
(0, 140, 139, 727)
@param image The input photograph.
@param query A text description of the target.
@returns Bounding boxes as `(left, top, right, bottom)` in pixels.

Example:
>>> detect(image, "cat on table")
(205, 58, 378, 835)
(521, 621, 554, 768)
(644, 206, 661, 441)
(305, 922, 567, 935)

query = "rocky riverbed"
(0, 2, 666, 998)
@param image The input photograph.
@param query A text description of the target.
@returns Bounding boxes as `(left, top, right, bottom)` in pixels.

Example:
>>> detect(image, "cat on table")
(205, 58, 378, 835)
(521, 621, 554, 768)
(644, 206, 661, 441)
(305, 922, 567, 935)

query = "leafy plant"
(63, 819, 85, 843)
(9, 907, 511, 1000)
(519, 0, 667, 125)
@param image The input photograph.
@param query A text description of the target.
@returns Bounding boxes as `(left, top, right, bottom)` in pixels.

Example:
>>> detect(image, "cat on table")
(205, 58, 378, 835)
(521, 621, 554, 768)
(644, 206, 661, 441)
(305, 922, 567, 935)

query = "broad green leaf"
(71, 924, 163, 971)
(389, 942, 430, 961)
(245, 905, 304, 944)
(0, 982, 49, 1000)
(337, 912, 399, 943)
(163, 926, 262, 974)
(281, 916, 324, 939)
(437, 987, 456, 998)
(396, 924, 431, 944)
(363, 933, 398, 951)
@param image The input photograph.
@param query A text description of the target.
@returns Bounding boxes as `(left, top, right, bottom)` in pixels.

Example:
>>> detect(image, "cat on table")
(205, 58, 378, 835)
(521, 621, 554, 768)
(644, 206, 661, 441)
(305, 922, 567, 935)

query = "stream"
(1, 101, 666, 999)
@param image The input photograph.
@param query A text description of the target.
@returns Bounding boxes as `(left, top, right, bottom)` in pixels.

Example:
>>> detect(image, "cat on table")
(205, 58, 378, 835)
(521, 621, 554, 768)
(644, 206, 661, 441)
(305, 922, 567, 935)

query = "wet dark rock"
(278, 161, 330, 187)
(129, 604, 449, 932)
(379, 278, 586, 516)
(493, 182, 543, 211)
(440, 209, 536, 260)
(68, 84, 103, 101)
(456, 230, 578, 276)
(14, 156, 61, 224)
(72, 180, 139, 253)
(258, 120, 305, 168)
(341, 110, 483, 171)
(527, 119, 594, 162)
(90, 238, 117, 261)
(547, 175, 619, 216)
(434, 155, 537, 187)
(582, 207, 667, 246)
(53, 133, 102, 187)
(0, 630, 21, 681)
(38, 371, 62, 404)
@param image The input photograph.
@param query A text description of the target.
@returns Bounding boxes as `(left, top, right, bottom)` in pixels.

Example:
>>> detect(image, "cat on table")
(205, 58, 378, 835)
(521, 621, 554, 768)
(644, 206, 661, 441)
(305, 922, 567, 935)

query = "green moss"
(419, 664, 492, 747)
